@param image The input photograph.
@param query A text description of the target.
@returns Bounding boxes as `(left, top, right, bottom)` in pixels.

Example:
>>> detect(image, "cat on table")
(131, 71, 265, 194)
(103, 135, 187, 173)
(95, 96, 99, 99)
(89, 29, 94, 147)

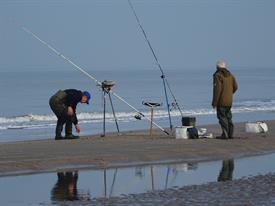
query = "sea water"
(0, 67, 274, 142)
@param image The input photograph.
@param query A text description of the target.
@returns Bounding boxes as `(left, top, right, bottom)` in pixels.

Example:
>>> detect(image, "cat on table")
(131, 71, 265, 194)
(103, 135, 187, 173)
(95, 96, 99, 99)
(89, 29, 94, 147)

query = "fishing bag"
(187, 127, 199, 139)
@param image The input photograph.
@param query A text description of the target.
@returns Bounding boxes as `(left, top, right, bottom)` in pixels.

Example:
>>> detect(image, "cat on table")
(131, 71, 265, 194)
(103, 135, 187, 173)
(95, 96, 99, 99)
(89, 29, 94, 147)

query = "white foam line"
(0, 103, 274, 130)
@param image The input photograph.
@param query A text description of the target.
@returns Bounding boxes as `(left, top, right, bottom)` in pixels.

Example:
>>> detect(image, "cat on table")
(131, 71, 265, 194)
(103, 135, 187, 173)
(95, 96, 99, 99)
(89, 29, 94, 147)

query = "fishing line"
(165, 79, 184, 117)
(127, 0, 184, 129)
(22, 26, 169, 135)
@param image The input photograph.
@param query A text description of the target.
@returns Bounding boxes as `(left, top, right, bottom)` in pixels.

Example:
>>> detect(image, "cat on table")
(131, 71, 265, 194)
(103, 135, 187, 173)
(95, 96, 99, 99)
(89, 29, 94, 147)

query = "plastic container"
(175, 126, 193, 139)
(245, 122, 268, 133)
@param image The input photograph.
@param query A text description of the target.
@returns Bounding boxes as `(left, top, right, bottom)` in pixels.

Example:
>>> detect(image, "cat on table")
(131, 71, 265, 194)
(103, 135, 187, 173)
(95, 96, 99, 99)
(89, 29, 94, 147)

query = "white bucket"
(245, 122, 268, 133)
(175, 126, 193, 139)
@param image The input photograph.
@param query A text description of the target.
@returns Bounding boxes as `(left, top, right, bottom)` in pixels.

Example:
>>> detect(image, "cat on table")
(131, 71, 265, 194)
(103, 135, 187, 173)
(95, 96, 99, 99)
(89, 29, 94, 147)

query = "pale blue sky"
(0, 0, 274, 71)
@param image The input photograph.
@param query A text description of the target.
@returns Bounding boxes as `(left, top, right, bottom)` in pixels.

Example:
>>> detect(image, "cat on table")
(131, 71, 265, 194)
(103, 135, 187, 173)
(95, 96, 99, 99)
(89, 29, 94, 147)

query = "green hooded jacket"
(212, 67, 238, 107)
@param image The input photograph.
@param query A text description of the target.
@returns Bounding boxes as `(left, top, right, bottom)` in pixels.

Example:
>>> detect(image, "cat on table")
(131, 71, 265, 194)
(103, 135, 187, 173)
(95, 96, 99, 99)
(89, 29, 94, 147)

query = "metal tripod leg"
(102, 90, 120, 137)
(150, 107, 154, 136)
(102, 90, 107, 137)
(108, 92, 120, 134)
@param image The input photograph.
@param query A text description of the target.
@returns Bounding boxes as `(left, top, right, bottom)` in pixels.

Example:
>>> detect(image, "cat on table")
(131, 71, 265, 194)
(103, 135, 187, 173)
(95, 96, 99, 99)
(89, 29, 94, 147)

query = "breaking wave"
(0, 99, 274, 130)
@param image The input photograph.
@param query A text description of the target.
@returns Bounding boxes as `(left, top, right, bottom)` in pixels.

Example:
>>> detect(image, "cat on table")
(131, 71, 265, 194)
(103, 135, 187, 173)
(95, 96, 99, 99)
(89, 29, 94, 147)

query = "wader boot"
(216, 107, 233, 139)
(55, 119, 64, 140)
(228, 118, 234, 139)
(65, 119, 79, 139)
(49, 90, 67, 140)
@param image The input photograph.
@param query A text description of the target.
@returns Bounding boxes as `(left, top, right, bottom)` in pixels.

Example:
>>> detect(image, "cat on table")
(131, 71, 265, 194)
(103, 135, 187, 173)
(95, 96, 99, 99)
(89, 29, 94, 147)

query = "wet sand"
(0, 120, 274, 176)
(89, 173, 275, 206)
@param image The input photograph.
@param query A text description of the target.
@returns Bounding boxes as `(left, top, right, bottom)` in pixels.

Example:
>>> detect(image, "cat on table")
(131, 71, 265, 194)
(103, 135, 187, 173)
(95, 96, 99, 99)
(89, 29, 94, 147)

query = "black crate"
(181, 116, 196, 127)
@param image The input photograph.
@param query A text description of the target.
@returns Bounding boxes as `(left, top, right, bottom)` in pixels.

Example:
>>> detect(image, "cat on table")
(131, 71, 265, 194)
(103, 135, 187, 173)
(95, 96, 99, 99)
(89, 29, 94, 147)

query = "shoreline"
(0, 120, 274, 177)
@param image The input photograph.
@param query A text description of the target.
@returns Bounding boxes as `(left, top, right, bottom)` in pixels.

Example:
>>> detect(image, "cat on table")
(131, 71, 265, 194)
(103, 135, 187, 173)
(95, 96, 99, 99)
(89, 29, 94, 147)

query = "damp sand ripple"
(81, 173, 275, 206)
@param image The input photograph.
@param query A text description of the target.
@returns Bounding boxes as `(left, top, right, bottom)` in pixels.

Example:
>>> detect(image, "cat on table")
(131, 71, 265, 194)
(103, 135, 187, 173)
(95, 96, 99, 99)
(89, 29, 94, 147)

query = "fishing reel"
(101, 80, 115, 93)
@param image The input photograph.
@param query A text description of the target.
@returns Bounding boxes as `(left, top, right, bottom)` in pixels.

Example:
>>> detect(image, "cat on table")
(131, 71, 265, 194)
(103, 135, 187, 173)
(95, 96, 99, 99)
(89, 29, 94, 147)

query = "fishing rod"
(22, 26, 169, 135)
(127, 0, 184, 130)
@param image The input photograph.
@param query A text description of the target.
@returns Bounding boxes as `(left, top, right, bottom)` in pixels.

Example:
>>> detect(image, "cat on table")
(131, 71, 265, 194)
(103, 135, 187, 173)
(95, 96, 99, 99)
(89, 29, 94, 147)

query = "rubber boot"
(228, 120, 234, 139)
(55, 119, 64, 140)
(65, 120, 79, 139)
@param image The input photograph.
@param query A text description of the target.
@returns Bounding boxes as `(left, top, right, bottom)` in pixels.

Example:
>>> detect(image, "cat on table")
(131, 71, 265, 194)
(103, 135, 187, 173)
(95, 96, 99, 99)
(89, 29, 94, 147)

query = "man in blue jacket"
(49, 89, 91, 140)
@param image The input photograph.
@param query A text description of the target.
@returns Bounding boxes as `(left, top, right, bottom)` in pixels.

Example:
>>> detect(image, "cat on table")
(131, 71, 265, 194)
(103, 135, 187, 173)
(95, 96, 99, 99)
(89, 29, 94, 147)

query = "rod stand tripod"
(101, 80, 120, 137)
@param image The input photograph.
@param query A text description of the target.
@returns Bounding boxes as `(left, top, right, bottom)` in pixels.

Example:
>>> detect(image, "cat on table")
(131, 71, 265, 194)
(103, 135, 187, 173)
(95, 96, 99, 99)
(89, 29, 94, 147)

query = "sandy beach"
(0, 120, 274, 176)
(1, 120, 275, 205)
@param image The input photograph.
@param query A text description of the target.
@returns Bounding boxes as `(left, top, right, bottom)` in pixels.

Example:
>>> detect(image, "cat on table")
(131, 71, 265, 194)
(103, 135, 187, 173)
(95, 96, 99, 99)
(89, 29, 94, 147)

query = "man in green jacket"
(49, 89, 91, 140)
(212, 60, 238, 139)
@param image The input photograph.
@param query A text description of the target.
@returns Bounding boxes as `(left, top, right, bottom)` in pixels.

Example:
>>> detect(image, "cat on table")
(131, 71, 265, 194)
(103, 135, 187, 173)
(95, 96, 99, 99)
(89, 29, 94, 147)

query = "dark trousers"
(54, 115, 73, 137)
(217, 106, 234, 138)
(49, 91, 73, 137)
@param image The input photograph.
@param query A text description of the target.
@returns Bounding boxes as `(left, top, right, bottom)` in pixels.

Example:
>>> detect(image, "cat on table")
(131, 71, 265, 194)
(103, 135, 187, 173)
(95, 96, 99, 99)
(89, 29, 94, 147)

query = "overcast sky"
(0, 0, 274, 71)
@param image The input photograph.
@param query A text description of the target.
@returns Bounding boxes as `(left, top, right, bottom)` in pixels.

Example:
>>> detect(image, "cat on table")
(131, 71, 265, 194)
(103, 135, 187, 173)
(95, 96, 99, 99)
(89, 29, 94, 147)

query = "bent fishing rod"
(22, 26, 169, 135)
(128, 0, 184, 130)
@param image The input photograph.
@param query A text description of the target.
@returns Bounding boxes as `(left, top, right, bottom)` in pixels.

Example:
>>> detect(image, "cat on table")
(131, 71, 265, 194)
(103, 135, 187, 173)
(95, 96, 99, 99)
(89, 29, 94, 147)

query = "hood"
(216, 67, 231, 77)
